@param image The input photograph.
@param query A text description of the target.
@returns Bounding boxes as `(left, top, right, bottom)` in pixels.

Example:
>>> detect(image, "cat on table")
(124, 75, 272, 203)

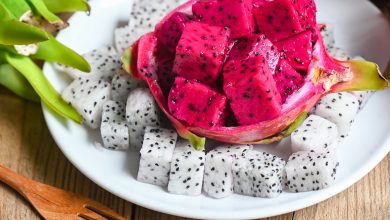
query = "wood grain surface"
(0, 87, 389, 220)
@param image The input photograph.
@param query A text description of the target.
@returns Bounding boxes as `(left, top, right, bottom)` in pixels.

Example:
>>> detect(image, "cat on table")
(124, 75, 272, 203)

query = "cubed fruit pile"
(59, 0, 385, 198)
(127, 0, 385, 147)
(152, 0, 317, 128)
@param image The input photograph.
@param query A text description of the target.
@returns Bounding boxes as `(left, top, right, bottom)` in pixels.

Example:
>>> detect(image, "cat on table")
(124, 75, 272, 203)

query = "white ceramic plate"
(42, 0, 390, 219)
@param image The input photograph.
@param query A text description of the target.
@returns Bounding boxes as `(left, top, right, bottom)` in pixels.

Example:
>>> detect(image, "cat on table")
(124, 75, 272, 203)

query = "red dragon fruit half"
(122, 0, 389, 149)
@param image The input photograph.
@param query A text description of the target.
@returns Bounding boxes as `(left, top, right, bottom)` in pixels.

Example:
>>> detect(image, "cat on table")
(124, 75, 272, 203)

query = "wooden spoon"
(0, 164, 126, 220)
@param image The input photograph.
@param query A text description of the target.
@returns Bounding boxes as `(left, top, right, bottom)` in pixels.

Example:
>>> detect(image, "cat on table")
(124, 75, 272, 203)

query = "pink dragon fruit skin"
(253, 0, 305, 42)
(192, 0, 254, 38)
(274, 60, 305, 103)
(168, 77, 227, 128)
(155, 12, 190, 54)
(172, 22, 230, 85)
(223, 56, 282, 125)
(275, 30, 313, 71)
(123, 0, 388, 149)
(136, 34, 158, 81)
(228, 34, 280, 73)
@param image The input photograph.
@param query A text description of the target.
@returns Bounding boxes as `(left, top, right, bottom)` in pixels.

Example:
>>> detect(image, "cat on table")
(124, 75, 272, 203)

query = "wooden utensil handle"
(0, 165, 31, 197)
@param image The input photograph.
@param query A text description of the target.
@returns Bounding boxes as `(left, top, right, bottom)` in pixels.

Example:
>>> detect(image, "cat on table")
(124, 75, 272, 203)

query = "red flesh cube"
(229, 34, 280, 73)
(155, 12, 190, 53)
(253, 0, 305, 42)
(168, 77, 227, 128)
(156, 52, 176, 96)
(273, 60, 305, 103)
(173, 22, 230, 85)
(223, 56, 282, 125)
(192, 0, 254, 38)
(275, 30, 313, 71)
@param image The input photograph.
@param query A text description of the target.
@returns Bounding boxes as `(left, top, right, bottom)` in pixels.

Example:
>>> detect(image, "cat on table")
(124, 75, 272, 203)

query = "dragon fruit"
(232, 150, 286, 198)
(173, 22, 230, 85)
(126, 88, 161, 149)
(203, 144, 253, 198)
(319, 24, 335, 52)
(128, 0, 188, 46)
(252, 0, 305, 42)
(192, 0, 254, 38)
(294, 0, 317, 31)
(168, 77, 227, 128)
(203, 151, 233, 198)
(60, 45, 120, 81)
(285, 150, 339, 192)
(275, 30, 313, 71)
(123, 0, 388, 149)
(330, 47, 351, 61)
(210, 144, 253, 156)
(167, 140, 205, 196)
(291, 115, 338, 153)
(350, 90, 373, 111)
(62, 77, 111, 129)
(348, 57, 374, 111)
(273, 60, 305, 103)
(137, 127, 178, 186)
(223, 56, 282, 125)
(100, 101, 129, 150)
(313, 92, 359, 141)
(155, 12, 190, 53)
(157, 55, 176, 95)
(111, 69, 146, 103)
(115, 26, 132, 53)
(101, 100, 126, 124)
(228, 34, 280, 73)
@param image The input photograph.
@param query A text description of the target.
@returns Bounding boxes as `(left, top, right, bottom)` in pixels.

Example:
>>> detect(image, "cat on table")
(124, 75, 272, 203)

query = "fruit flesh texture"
(173, 22, 230, 85)
(168, 77, 227, 128)
(154, 12, 188, 95)
(275, 30, 313, 71)
(223, 56, 282, 125)
(156, 53, 176, 95)
(192, 0, 254, 38)
(294, 0, 317, 31)
(273, 60, 305, 103)
(155, 12, 190, 54)
(252, 0, 305, 42)
(228, 34, 280, 74)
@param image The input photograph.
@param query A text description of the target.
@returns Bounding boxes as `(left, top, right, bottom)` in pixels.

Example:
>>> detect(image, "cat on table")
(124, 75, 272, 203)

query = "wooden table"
(0, 87, 389, 220)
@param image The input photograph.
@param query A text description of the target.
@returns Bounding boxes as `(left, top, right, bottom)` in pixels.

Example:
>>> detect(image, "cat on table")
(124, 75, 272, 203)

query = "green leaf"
(0, 0, 31, 19)
(0, 63, 40, 102)
(32, 35, 90, 72)
(0, 45, 17, 53)
(27, 0, 64, 25)
(0, 19, 48, 45)
(0, 3, 13, 20)
(42, 0, 89, 13)
(3, 52, 83, 123)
